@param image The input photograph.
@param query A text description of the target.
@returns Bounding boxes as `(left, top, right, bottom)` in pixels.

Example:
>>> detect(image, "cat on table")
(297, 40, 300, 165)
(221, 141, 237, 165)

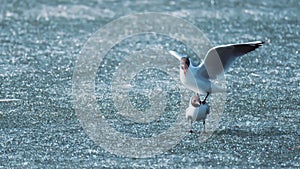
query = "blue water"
(0, 0, 299, 168)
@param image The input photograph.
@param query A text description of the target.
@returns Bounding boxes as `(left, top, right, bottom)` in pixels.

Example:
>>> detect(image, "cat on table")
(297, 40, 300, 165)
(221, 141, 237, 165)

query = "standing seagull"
(186, 94, 210, 133)
(169, 41, 264, 102)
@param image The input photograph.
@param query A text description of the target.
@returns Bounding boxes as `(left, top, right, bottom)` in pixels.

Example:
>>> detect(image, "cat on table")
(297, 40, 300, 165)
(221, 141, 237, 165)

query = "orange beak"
(184, 68, 187, 76)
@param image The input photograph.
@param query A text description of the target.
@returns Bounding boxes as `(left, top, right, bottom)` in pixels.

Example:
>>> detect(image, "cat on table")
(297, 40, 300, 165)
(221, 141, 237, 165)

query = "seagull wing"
(169, 50, 187, 60)
(197, 41, 264, 79)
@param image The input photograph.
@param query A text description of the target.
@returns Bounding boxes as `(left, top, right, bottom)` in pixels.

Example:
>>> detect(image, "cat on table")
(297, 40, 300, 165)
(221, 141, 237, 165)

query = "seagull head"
(190, 94, 201, 107)
(168, 50, 190, 76)
(180, 57, 190, 76)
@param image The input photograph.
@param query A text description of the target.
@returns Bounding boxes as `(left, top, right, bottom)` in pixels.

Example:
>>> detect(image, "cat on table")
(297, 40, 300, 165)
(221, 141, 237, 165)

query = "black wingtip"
(259, 39, 272, 45)
(255, 41, 264, 46)
(252, 41, 264, 48)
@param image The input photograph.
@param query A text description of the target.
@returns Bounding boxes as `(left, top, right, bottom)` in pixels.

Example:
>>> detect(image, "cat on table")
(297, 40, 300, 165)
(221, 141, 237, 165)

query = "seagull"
(186, 94, 210, 133)
(169, 41, 264, 102)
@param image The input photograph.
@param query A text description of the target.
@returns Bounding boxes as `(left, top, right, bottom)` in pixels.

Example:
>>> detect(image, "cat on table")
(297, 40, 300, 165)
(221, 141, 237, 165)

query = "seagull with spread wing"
(169, 41, 264, 102)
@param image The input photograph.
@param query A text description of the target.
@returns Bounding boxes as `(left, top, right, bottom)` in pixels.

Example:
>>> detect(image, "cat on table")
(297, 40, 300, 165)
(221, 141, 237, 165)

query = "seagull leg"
(202, 120, 207, 134)
(189, 118, 193, 133)
(203, 92, 210, 104)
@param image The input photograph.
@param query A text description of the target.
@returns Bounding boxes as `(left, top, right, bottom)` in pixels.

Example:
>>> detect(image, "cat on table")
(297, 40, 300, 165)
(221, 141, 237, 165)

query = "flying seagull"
(169, 41, 264, 102)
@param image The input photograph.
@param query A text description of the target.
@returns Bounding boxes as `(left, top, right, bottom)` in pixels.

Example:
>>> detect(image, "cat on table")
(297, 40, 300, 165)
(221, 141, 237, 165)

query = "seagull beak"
(184, 68, 187, 76)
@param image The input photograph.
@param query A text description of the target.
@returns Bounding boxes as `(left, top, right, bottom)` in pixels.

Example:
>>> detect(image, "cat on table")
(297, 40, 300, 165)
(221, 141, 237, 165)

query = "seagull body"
(186, 95, 210, 132)
(180, 65, 224, 94)
(169, 41, 264, 100)
(186, 103, 209, 122)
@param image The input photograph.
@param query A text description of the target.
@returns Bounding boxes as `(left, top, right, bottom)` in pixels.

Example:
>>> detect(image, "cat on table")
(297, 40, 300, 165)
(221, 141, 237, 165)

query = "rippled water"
(0, 0, 299, 168)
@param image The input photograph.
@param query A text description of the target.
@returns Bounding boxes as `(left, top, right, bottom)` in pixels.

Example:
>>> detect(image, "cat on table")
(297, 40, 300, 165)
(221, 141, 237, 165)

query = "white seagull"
(186, 94, 210, 133)
(169, 41, 264, 102)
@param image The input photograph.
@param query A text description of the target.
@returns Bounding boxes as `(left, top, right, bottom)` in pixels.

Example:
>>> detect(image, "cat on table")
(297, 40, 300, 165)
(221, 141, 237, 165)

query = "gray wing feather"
(198, 41, 264, 79)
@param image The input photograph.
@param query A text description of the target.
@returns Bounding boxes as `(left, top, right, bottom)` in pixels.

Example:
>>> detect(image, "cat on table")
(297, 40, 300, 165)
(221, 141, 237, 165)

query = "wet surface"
(1, 0, 299, 168)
